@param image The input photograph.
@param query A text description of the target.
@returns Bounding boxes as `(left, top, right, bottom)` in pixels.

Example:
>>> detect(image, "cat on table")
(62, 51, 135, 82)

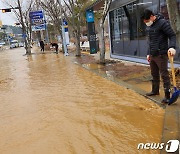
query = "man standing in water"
(40, 40, 45, 53)
(141, 9, 176, 104)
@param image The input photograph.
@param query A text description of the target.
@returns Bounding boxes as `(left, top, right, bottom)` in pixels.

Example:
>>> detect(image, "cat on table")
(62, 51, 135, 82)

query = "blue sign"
(32, 24, 46, 31)
(29, 11, 43, 18)
(29, 11, 45, 31)
(86, 10, 94, 23)
(22, 34, 27, 38)
(63, 19, 68, 32)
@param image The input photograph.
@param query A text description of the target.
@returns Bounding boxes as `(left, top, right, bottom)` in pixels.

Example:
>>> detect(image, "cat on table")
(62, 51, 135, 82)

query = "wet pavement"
(77, 51, 180, 154)
(0, 48, 164, 154)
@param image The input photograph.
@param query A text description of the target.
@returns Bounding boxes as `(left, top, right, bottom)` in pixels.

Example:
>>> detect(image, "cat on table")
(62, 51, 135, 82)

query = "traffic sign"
(29, 11, 43, 18)
(22, 34, 27, 38)
(29, 11, 45, 31)
(31, 24, 45, 31)
(86, 9, 94, 23)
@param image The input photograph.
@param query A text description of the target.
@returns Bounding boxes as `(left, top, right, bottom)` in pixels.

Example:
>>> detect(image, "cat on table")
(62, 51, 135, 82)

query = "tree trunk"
(24, 33, 31, 55)
(17, 0, 31, 55)
(99, 22, 105, 64)
(74, 24, 81, 56)
(56, 24, 64, 53)
(75, 31, 81, 56)
(166, 0, 180, 46)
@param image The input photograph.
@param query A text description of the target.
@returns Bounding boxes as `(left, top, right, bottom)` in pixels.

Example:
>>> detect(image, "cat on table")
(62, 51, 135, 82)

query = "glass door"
(109, 7, 124, 55)
(122, 2, 139, 56)
(110, 1, 139, 56)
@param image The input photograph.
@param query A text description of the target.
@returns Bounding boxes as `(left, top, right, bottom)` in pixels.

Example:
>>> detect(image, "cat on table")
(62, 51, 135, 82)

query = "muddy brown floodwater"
(0, 48, 164, 154)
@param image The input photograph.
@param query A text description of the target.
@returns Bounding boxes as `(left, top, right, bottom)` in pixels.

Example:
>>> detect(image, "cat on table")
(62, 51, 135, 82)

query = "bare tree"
(96, 0, 112, 64)
(166, 0, 180, 47)
(3, 0, 34, 54)
(21, 0, 34, 53)
(62, 0, 93, 56)
(40, 0, 62, 41)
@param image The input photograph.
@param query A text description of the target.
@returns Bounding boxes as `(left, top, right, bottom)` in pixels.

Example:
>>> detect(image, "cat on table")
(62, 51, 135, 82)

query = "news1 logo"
(166, 140, 179, 153)
(137, 140, 180, 153)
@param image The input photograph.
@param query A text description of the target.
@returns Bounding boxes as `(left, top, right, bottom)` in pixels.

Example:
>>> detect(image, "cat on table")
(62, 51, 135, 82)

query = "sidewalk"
(0, 47, 166, 153)
(73, 50, 180, 153)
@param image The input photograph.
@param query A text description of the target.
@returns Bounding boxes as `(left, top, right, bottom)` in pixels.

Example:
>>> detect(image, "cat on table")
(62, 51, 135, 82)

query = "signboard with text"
(86, 9, 97, 54)
(86, 9, 94, 23)
(31, 24, 46, 31)
(63, 19, 70, 45)
(29, 11, 45, 31)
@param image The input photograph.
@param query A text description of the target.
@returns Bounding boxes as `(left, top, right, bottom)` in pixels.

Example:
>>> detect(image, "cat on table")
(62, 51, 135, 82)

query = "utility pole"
(57, 0, 69, 56)
(43, 10, 50, 43)
(33, 0, 49, 43)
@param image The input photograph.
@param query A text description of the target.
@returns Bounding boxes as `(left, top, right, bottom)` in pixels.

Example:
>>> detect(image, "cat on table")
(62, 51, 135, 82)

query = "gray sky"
(0, 1, 17, 25)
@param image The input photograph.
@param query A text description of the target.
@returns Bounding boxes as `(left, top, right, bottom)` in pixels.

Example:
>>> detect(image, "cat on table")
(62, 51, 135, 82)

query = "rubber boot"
(146, 81, 160, 96)
(161, 88, 171, 104)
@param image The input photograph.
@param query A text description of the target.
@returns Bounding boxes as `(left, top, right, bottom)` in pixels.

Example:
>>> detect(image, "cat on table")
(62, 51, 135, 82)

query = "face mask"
(146, 21, 153, 27)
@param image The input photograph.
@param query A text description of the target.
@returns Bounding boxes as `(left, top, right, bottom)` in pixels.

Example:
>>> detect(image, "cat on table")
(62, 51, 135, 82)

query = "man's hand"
(168, 48, 176, 56)
(147, 55, 150, 62)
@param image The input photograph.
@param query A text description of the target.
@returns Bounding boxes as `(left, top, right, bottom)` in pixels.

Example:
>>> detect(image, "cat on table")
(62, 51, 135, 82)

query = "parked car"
(0, 41, 5, 50)
(19, 42, 24, 47)
(0, 41, 6, 45)
(10, 40, 19, 49)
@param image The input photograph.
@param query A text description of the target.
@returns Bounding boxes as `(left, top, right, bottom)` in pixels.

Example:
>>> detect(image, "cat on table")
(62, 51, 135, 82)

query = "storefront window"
(109, 0, 180, 61)
(137, 0, 153, 40)
(109, 8, 124, 55)
(122, 2, 139, 56)
(160, 0, 180, 20)
(160, 0, 168, 19)
(109, 1, 138, 56)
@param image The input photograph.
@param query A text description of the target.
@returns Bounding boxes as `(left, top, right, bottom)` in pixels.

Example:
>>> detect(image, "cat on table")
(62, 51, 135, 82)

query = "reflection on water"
(0, 48, 164, 154)
(82, 63, 104, 70)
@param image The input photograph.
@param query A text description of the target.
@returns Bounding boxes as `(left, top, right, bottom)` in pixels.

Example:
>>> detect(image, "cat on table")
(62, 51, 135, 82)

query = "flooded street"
(0, 48, 164, 154)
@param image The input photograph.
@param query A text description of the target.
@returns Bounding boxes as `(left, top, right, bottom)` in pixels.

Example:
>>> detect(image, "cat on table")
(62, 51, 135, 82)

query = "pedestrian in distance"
(141, 9, 176, 104)
(40, 40, 45, 53)
(51, 42, 59, 54)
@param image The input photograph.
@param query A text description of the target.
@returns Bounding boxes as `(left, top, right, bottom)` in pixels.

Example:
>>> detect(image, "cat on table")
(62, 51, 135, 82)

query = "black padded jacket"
(146, 14, 176, 56)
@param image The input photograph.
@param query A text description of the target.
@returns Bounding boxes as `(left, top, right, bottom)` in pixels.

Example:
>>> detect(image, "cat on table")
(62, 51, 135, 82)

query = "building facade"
(108, 0, 180, 63)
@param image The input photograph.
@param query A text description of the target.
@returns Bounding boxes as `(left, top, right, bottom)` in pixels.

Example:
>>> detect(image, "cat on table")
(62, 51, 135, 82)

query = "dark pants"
(150, 54, 170, 91)
(55, 45, 58, 52)
(40, 46, 44, 52)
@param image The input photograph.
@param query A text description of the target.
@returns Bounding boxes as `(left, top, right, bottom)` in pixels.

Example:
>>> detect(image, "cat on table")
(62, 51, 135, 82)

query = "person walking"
(141, 9, 176, 104)
(40, 40, 45, 53)
(51, 42, 59, 54)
